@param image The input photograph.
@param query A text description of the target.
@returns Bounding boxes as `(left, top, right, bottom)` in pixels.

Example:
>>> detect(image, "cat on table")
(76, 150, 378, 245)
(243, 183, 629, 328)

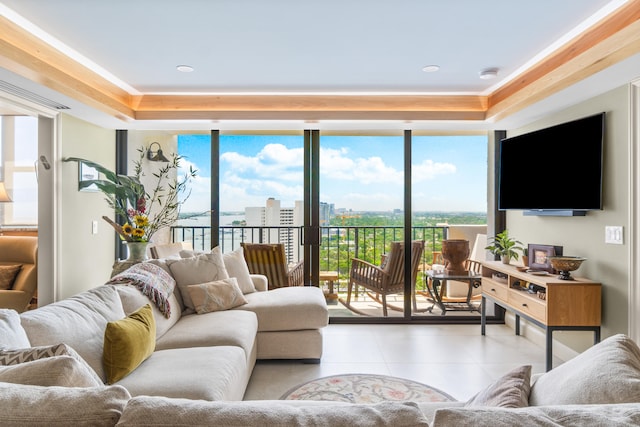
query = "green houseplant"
(65, 148, 196, 249)
(485, 230, 525, 264)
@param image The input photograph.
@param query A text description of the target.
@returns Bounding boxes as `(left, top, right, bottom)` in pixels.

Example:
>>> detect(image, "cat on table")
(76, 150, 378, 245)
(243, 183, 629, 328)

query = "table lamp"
(0, 182, 12, 202)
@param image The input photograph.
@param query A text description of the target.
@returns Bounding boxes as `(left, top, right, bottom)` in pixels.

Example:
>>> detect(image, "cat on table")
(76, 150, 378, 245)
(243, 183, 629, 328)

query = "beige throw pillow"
(0, 343, 102, 385)
(465, 365, 531, 407)
(187, 278, 248, 314)
(222, 247, 256, 294)
(0, 356, 103, 387)
(167, 247, 229, 312)
(529, 334, 640, 405)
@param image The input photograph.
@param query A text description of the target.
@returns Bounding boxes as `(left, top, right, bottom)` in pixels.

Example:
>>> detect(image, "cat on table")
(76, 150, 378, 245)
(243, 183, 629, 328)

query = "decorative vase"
(522, 255, 529, 268)
(441, 239, 470, 275)
(125, 241, 149, 262)
(501, 255, 511, 264)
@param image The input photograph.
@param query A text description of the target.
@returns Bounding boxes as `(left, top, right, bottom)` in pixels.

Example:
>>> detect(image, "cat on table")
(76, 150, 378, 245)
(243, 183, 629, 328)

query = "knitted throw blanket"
(107, 263, 176, 318)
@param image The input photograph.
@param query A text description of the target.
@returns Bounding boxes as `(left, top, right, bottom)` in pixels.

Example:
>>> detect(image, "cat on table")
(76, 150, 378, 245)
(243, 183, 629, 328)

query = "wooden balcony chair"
(346, 240, 425, 316)
(241, 243, 304, 290)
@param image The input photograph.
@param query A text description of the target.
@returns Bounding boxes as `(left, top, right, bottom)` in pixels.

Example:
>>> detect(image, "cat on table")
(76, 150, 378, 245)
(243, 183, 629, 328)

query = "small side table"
(424, 270, 482, 315)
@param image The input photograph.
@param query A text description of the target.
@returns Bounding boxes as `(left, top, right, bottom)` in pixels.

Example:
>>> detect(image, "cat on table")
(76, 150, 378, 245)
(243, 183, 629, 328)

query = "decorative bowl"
(548, 256, 586, 280)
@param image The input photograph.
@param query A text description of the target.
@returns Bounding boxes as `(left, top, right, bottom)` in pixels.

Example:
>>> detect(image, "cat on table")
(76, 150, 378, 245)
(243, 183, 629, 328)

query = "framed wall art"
(78, 162, 99, 192)
(528, 244, 563, 273)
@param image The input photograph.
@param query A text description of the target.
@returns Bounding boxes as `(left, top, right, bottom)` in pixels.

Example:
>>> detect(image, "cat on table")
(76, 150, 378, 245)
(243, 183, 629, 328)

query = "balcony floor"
(325, 288, 481, 318)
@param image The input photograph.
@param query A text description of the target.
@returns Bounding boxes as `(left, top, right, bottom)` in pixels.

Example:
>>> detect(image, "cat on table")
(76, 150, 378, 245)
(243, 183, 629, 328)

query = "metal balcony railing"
(170, 224, 449, 293)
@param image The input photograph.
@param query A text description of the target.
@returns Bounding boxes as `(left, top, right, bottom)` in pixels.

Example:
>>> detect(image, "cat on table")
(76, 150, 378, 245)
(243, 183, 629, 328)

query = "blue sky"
(178, 134, 487, 213)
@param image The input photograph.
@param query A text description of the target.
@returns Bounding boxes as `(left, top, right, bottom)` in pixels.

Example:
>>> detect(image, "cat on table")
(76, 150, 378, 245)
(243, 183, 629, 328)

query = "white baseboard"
(504, 313, 579, 363)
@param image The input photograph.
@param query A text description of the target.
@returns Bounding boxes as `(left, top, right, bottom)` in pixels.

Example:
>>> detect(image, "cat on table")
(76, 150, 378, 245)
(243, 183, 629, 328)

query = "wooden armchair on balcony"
(345, 240, 425, 316)
(241, 243, 304, 290)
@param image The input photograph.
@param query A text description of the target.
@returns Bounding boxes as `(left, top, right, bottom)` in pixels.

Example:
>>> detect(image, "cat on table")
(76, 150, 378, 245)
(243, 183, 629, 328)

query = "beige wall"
(500, 85, 630, 351)
(59, 114, 115, 299)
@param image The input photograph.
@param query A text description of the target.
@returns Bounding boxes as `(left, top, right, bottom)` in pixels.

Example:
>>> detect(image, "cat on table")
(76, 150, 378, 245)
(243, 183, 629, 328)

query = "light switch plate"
(92, 220, 98, 235)
(605, 226, 623, 244)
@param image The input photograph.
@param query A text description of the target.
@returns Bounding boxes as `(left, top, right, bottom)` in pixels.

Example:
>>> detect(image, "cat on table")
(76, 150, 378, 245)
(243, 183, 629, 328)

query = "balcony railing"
(171, 224, 449, 293)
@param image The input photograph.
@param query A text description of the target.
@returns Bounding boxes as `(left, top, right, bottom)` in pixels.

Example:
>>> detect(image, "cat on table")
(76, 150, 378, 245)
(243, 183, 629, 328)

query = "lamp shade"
(0, 182, 12, 202)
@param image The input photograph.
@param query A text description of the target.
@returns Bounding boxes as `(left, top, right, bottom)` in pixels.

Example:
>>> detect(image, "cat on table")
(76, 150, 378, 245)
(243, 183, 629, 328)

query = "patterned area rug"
(280, 374, 456, 403)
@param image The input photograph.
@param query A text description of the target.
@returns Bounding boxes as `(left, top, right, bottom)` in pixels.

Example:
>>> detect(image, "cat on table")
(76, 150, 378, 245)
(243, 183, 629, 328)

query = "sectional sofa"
(3, 247, 329, 401)
(1, 247, 640, 425)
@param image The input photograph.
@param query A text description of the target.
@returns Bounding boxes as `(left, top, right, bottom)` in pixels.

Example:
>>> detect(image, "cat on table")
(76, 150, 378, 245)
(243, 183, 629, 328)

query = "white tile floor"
(243, 323, 556, 402)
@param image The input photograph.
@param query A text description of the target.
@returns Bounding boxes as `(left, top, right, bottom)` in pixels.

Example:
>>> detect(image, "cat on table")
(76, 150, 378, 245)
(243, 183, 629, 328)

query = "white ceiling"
(0, 0, 639, 131)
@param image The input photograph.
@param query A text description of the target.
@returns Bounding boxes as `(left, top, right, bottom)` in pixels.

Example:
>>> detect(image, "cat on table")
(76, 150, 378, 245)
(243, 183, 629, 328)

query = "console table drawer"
(482, 281, 508, 302)
(509, 291, 546, 323)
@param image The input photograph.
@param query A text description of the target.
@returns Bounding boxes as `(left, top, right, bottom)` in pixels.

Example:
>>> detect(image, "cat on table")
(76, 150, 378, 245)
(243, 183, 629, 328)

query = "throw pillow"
(0, 355, 103, 387)
(0, 264, 21, 290)
(465, 365, 531, 407)
(0, 308, 30, 349)
(0, 343, 102, 385)
(529, 334, 640, 405)
(187, 278, 248, 314)
(103, 303, 156, 384)
(166, 247, 229, 312)
(222, 247, 256, 294)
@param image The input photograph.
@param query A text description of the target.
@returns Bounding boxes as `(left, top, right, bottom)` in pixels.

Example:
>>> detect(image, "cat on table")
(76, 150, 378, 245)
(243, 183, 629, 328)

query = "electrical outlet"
(92, 220, 98, 235)
(605, 226, 623, 244)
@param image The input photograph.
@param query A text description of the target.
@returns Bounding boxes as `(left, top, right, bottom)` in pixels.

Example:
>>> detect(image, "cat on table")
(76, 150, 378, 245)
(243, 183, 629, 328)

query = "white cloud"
(412, 159, 456, 182)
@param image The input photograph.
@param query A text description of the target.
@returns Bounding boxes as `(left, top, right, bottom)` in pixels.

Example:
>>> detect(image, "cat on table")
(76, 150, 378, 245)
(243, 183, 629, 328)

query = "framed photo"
(78, 162, 99, 192)
(528, 244, 563, 273)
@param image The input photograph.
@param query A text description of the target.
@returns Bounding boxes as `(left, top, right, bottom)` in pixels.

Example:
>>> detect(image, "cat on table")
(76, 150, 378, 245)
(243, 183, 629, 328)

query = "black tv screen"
(498, 112, 604, 212)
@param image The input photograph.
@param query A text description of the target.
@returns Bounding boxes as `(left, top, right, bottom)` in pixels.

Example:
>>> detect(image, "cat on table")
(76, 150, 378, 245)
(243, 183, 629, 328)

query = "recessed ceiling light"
(479, 68, 499, 79)
(422, 65, 440, 73)
(176, 65, 194, 73)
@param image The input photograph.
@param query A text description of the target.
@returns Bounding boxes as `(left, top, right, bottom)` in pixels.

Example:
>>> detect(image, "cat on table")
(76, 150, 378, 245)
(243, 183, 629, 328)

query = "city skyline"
(177, 134, 488, 214)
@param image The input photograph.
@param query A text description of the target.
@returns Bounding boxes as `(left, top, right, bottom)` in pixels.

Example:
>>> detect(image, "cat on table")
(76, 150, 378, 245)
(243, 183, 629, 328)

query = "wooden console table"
(480, 261, 601, 371)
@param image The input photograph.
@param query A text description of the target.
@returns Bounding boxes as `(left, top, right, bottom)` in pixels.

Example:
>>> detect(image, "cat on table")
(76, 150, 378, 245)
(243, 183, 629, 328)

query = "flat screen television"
(498, 112, 604, 215)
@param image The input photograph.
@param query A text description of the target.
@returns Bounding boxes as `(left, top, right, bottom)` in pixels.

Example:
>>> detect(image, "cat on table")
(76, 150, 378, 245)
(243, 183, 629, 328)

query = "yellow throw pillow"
(103, 303, 155, 384)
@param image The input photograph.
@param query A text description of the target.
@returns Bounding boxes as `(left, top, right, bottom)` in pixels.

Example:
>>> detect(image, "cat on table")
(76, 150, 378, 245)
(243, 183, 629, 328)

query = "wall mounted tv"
(498, 112, 604, 216)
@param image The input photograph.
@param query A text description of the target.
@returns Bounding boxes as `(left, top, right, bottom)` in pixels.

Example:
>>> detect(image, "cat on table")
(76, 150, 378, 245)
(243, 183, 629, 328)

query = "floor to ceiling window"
(174, 129, 488, 323)
(411, 133, 488, 319)
(319, 132, 407, 318)
(0, 116, 38, 228)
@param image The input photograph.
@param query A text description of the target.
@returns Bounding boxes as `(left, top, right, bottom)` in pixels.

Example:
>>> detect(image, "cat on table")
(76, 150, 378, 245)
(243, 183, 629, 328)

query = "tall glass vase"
(125, 241, 149, 263)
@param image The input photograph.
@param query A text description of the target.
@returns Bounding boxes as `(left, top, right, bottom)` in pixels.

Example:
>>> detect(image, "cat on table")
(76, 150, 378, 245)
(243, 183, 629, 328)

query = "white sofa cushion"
(115, 346, 250, 401)
(0, 382, 130, 427)
(117, 398, 430, 426)
(530, 334, 640, 405)
(239, 286, 328, 331)
(155, 309, 257, 362)
(20, 285, 125, 383)
(0, 308, 30, 349)
(432, 403, 640, 427)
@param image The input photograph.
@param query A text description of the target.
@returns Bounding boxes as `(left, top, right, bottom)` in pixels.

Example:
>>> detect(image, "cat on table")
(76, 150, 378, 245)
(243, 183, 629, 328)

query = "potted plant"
(485, 230, 525, 264)
(65, 148, 197, 261)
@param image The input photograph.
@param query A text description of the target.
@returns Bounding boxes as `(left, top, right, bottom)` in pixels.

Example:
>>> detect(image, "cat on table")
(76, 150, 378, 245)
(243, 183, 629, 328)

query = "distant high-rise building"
(244, 198, 303, 262)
